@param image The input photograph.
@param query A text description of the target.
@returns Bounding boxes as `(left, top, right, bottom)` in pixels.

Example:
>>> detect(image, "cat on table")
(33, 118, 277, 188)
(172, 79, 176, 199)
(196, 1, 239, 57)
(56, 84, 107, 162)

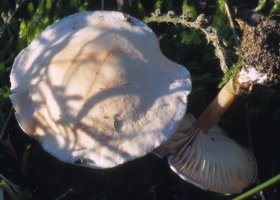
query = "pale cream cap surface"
(10, 11, 191, 168)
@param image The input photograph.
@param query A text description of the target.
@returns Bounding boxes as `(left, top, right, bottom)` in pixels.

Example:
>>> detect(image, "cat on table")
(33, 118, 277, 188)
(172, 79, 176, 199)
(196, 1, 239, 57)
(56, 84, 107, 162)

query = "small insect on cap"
(9, 11, 191, 168)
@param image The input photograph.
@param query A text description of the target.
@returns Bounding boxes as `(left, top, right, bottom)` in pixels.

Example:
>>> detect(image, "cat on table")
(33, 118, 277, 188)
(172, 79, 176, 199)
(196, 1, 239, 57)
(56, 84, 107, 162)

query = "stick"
(224, 0, 239, 46)
(0, 0, 28, 38)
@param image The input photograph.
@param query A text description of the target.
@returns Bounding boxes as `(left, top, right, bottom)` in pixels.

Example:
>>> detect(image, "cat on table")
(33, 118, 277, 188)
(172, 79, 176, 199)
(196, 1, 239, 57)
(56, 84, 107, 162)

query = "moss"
(219, 57, 242, 88)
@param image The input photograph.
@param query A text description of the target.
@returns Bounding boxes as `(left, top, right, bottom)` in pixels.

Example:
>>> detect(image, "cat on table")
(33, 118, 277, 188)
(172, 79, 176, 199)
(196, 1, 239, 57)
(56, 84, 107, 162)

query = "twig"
(224, 0, 239, 46)
(20, 144, 32, 180)
(0, 107, 13, 142)
(144, 10, 228, 73)
(54, 186, 75, 200)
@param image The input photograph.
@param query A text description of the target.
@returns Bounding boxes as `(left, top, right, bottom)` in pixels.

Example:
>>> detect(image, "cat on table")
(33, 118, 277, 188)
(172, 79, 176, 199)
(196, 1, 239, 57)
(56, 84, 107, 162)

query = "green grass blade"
(233, 174, 280, 200)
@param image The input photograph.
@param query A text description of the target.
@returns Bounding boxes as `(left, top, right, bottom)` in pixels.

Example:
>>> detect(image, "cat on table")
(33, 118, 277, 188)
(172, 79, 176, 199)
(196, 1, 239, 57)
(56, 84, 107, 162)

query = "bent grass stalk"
(233, 174, 280, 200)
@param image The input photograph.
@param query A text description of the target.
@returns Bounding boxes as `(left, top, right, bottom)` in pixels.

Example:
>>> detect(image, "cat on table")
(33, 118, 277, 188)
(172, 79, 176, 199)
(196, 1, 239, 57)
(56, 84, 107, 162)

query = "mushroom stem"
(154, 79, 257, 193)
(194, 78, 240, 132)
(153, 78, 241, 158)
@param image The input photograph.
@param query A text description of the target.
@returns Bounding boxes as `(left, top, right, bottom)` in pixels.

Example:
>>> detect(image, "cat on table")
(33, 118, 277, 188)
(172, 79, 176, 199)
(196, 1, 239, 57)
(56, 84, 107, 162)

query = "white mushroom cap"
(9, 11, 191, 168)
(168, 123, 257, 193)
(153, 113, 196, 158)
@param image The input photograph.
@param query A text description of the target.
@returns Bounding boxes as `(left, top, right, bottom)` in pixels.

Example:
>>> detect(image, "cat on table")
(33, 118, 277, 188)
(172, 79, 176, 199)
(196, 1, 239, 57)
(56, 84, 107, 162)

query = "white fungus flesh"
(10, 11, 191, 168)
(238, 67, 268, 85)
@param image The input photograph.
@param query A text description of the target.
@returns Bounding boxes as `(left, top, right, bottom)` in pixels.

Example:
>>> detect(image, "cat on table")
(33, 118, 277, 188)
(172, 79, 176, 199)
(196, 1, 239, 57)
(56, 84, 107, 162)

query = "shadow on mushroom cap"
(10, 11, 191, 169)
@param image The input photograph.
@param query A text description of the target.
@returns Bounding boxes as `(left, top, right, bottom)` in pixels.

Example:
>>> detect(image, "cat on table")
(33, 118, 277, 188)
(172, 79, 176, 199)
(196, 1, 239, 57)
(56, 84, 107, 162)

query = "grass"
(233, 174, 280, 200)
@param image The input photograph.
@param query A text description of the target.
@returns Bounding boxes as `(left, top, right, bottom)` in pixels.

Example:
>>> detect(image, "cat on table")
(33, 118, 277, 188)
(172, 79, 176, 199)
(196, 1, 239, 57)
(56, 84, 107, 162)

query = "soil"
(240, 15, 280, 85)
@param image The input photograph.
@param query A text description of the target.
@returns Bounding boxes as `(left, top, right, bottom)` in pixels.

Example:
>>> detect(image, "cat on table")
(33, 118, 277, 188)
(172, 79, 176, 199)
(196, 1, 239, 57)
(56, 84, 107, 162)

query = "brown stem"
(194, 78, 240, 132)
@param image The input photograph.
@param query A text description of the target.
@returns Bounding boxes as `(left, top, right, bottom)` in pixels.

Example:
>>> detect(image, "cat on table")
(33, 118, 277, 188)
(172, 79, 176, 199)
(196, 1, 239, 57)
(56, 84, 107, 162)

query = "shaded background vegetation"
(0, 0, 280, 199)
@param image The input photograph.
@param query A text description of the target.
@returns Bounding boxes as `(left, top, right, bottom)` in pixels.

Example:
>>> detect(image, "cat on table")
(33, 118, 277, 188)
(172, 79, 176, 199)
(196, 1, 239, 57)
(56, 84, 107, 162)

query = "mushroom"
(154, 79, 257, 193)
(154, 16, 280, 193)
(9, 11, 191, 168)
(154, 15, 280, 193)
